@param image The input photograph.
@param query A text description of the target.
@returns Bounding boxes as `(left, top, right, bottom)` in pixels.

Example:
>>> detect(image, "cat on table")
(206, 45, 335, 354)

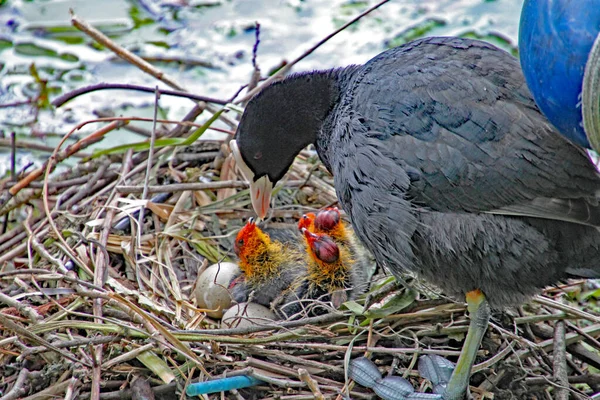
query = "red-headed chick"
(229, 218, 307, 310)
(280, 228, 362, 318)
(307, 207, 371, 289)
(314, 207, 351, 244)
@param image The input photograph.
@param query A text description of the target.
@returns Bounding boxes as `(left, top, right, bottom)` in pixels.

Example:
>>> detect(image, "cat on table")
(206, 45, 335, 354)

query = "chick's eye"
(237, 239, 244, 246)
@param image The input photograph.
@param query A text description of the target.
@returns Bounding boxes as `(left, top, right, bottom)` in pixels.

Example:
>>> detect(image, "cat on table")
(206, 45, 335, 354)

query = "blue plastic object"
(185, 375, 263, 396)
(519, 0, 600, 148)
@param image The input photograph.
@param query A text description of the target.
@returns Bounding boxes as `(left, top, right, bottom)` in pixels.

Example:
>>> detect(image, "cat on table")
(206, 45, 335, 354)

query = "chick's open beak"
(230, 139, 273, 219)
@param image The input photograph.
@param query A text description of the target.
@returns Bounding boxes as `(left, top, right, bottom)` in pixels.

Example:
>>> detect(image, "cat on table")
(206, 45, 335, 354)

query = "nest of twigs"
(2, 7, 600, 400)
(2, 115, 600, 400)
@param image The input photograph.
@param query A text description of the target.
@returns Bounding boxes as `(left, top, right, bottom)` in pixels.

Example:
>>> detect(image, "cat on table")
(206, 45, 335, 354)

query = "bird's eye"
(253, 151, 263, 160)
(237, 239, 244, 246)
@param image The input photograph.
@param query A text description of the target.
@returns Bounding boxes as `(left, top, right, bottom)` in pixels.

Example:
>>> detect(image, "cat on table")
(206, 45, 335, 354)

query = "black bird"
(230, 36, 600, 399)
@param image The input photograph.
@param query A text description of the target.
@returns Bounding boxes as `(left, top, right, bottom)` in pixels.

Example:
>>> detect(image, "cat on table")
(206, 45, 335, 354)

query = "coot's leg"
(583, 32, 600, 152)
(440, 289, 490, 400)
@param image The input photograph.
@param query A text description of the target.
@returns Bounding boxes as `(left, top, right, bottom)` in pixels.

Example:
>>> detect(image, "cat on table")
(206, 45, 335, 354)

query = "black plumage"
(231, 36, 600, 398)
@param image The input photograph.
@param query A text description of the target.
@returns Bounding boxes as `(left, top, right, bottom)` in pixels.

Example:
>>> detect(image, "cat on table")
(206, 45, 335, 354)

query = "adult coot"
(519, 0, 600, 150)
(230, 36, 600, 399)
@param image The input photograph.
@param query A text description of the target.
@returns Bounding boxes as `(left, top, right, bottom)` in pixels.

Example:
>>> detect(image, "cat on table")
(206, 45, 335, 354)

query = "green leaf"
(0, 38, 13, 51)
(16, 42, 58, 57)
(137, 350, 175, 384)
(364, 289, 416, 318)
(386, 18, 446, 48)
(368, 276, 396, 291)
(341, 300, 365, 315)
(90, 107, 226, 159)
(129, 5, 155, 29)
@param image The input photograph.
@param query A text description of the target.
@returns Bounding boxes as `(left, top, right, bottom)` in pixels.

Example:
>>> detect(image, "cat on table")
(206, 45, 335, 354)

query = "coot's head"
(231, 71, 340, 218)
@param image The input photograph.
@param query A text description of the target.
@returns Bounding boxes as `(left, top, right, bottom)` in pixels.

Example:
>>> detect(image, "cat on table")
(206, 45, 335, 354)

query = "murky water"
(0, 0, 524, 171)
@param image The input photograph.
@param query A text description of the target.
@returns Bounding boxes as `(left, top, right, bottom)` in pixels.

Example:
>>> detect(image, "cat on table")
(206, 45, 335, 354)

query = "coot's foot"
(349, 356, 453, 400)
(349, 291, 490, 400)
(418, 355, 456, 395)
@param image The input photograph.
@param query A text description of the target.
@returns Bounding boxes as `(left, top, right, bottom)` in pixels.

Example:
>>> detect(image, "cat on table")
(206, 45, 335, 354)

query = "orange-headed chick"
(297, 212, 316, 232)
(229, 218, 307, 310)
(280, 228, 363, 318)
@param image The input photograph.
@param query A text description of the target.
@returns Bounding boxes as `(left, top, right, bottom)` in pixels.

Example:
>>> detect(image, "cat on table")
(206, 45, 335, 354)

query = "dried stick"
(23, 208, 67, 273)
(70, 12, 184, 91)
(552, 318, 569, 400)
(70, 11, 237, 128)
(0, 137, 90, 157)
(9, 120, 125, 197)
(535, 295, 600, 324)
(1, 369, 38, 400)
(0, 291, 41, 323)
(518, 323, 600, 359)
(137, 88, 161, 235)
(37, 122, 125, 275)
(117, 180, 249, 194)
(0, 312, 91, 367)
(103, 343, 155, 369)
(52, 83, 228, 108)
(237, 0, 392, 103)
(298, 369, 325, 400)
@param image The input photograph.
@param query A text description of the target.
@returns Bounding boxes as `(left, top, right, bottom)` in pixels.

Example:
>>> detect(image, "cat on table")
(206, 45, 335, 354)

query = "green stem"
(443, 295, 490, 400)
(583, 32, 600, 152)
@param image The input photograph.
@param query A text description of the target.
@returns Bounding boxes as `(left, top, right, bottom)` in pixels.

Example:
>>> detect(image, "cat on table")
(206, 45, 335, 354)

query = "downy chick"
(300, 208, 372, 291)
(229, 218, 306, 310)
(280, 228, 363, 318)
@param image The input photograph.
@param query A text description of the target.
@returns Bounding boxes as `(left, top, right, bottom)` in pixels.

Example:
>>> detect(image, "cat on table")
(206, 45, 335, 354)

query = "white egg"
(222, 302, 276, 328)
(194, 262, 240, 318)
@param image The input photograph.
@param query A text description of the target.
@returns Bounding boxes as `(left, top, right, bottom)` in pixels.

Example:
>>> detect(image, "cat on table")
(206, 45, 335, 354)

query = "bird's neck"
(307, 250, 352, 290)
(283, 68, 352, 140)
(278, 67, 359, 153)
(311, 66, 360, 173)
(239, 239, 284, 282)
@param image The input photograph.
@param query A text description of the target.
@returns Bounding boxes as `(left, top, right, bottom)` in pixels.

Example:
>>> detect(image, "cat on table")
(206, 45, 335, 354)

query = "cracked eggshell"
(222, 302, 276, 329)
(194, 262, 240, 319)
